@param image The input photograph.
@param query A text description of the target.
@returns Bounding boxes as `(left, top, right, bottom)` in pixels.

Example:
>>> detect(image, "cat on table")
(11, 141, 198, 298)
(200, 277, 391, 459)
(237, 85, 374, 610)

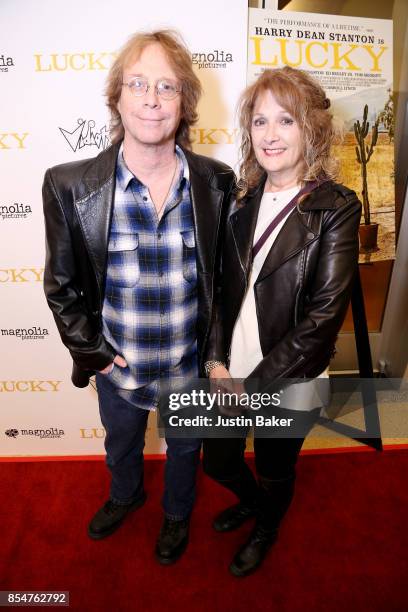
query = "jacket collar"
(74, 142, 120, 284)
(229, 176, 336, 282)
(181, 148, 225, 278)
(299, 179, 338, 211)
(81, 140, 121, 193)
(243, 174, 338, 210)
(74, 141, 225, 285)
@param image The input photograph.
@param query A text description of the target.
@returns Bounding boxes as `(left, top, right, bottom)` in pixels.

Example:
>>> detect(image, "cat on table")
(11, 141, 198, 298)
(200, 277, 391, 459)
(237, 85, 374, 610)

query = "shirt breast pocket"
(107, 233, 140, 287)
(180, 229, 197, 284)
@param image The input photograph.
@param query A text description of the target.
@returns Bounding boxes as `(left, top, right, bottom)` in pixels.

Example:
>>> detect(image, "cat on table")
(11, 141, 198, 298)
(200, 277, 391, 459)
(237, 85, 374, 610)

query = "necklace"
(264, 184, 300, 203)
(128, 155, 179, 219)
(155, 157, 179, 219)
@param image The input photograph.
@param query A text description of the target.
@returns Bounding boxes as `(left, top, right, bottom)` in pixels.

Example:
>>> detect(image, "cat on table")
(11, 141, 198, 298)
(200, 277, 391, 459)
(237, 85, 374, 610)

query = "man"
(42, 30, 234, 564)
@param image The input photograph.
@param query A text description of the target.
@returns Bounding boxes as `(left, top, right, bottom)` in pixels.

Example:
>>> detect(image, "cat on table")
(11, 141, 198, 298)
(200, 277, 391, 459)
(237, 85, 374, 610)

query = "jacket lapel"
(74, 143, 120, 285)
(184, 150, 224, 277)
(229, 178, 333, 284)
(256, 209, 318, 282)
(229, 185, 263, 280)
(256, 181, 338, 281)
(73, 144, 229, 291)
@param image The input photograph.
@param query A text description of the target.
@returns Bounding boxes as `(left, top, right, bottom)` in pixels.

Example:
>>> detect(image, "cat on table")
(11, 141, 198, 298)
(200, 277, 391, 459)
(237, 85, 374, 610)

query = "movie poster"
(247, 9, 394, 263)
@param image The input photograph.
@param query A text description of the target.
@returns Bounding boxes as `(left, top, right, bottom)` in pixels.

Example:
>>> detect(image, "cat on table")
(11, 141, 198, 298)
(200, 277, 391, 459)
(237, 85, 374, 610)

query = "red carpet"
(1, 451, 407, 612)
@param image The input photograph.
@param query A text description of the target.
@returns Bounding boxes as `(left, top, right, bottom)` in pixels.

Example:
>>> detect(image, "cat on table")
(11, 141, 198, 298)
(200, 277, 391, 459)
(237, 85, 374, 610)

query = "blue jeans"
(95, 373, 201, 520)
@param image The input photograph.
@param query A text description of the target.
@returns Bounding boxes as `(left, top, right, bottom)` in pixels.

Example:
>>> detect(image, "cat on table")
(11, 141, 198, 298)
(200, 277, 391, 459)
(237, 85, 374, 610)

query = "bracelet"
(204, 360, 226, 377)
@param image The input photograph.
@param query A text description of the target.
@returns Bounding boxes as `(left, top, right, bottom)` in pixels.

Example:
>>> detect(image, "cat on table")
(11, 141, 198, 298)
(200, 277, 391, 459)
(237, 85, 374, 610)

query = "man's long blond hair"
(105, 29, 202, 149)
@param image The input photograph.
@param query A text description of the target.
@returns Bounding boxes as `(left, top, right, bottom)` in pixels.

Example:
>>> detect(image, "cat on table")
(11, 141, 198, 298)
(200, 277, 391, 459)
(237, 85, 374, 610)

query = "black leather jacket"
(206, 177, 362, 380)
(42, 141, 235, 387)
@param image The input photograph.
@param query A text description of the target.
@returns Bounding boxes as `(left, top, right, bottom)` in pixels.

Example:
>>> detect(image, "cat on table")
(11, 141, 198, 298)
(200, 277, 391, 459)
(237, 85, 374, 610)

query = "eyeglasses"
(122, 77, 182, 100)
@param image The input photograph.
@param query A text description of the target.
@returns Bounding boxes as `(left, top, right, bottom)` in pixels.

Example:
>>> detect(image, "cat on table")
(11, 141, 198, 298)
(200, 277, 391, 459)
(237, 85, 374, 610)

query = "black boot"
(212, 464, 258, 532)
(155, 517, 190, 565)
(229, 475, 295, 577)
(88, 493, 146, 540)
(213, 502, 256, 532)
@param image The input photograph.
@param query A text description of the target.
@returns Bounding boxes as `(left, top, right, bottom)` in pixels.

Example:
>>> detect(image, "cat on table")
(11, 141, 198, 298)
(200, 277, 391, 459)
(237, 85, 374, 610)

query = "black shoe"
(213, 503, 256, 532)
(88, 493, 146, 540)
(155, 517, 190, 565)
(229, 524, 278, 577)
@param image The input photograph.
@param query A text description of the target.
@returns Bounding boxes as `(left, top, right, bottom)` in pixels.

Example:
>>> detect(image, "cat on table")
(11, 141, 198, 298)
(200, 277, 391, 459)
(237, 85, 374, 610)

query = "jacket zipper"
(227, 224, 249, 365)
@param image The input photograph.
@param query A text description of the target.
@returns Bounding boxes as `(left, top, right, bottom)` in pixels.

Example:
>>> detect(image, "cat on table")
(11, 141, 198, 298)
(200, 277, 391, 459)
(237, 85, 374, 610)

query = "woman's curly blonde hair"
(237, 66, 339, 199)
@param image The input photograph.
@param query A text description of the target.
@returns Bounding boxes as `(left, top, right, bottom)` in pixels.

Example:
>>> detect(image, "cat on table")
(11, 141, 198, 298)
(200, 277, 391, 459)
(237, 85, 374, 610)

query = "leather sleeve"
(249, 194, 362, 381)
(204, 174, 236, 364)
(42, 168, 115, 371)
(205, 292, 226, 363)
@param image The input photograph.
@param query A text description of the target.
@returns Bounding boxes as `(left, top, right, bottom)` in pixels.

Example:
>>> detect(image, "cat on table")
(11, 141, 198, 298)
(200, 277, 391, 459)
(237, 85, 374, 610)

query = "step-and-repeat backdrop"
(1, 1, 394, 457)
(1, 0, 248, 457)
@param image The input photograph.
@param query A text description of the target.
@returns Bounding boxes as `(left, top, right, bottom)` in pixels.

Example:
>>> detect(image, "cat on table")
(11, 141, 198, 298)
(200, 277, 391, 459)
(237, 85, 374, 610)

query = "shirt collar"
(116, 143, 190, 192)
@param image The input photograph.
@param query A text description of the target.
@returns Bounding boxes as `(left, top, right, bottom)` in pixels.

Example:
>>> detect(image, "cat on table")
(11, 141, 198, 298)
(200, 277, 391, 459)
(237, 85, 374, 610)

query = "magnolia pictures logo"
(1, 203, 33, 221)
(59, 118, 111, 152)
(5, 429, 18, 438)
(192, 50, 233, 69)
(5, 427, 65, 439)
(1, 54, 14, 73)
(1, 326, 49, 340)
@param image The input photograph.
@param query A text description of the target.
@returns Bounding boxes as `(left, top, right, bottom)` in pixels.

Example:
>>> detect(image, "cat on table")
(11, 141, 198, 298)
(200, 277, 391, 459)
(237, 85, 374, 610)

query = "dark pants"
(203, 409, 319, 504)
(96, 373, 201, 520)
(203, 436, 307, 482)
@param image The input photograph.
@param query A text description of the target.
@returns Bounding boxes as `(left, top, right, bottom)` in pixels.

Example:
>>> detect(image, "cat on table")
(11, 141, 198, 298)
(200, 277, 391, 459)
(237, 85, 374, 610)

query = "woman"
(203, 66, 361, 577)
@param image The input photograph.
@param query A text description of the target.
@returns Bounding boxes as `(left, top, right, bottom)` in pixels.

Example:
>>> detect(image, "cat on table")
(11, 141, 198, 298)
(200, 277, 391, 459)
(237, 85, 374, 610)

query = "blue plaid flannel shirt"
(101, 145, 198, 410)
